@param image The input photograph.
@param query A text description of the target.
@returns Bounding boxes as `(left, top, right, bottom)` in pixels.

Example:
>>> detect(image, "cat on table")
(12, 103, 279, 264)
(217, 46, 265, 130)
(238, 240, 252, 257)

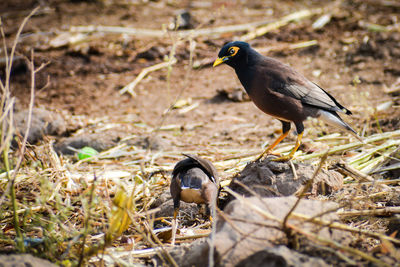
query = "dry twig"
(335, 161, 390, 190)
(119, 58, 177, 96)
(338, 207, 400, 217)
(240, 8, 324, 41)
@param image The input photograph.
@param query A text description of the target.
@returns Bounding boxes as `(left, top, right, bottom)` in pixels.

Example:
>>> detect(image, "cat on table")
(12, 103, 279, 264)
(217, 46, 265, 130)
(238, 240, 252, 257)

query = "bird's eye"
(228, 46, 239, 56)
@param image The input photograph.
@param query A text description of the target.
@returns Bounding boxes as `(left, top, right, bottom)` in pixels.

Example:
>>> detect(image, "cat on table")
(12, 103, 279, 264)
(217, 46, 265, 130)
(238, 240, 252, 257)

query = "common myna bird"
(213, 41, 361, 161)
(170, 154, 219, 244)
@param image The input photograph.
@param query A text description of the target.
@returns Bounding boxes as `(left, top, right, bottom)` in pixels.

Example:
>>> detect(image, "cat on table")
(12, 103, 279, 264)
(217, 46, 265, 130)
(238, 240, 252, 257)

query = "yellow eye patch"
(228, 46, 239, 57)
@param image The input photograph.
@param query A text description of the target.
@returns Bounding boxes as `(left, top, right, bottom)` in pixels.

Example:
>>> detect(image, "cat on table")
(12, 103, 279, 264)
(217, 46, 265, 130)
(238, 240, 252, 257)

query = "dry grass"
(1, 112, 399, 265)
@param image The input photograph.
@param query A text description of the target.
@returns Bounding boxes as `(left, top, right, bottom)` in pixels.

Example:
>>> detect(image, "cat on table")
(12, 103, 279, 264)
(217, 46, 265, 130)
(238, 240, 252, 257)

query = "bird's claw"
(256, 150, 281, 161)
(271, 154, 294, 162)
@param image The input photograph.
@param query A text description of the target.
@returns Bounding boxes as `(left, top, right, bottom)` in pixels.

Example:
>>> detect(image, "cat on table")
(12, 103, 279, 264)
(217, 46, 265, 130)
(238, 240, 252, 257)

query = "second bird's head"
(213, 41, 251, 68)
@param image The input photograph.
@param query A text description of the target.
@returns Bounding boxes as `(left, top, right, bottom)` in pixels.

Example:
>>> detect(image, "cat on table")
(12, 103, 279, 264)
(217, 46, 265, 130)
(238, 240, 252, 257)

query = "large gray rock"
(164, 196, 350, 267)
(227, 158, 343, 203)
(0, 254, 56, 267)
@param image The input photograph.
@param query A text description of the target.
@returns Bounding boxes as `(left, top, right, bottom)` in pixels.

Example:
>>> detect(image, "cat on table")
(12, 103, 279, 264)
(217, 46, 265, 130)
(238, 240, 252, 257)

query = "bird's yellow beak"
(213, 57, 226, 67)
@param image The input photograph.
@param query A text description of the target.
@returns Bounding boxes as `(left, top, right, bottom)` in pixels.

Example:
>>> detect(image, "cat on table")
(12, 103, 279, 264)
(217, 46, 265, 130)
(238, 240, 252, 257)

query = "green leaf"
(77, 147, 99, 160)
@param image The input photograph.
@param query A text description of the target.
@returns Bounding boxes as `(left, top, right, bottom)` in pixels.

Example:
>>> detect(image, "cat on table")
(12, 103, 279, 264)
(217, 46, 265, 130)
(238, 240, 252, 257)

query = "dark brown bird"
(170, 154, 219, 244)
(213, 41, 361, 161)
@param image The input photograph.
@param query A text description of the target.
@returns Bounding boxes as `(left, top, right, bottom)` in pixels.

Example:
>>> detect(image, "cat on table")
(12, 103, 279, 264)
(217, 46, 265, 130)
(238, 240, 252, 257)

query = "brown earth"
(2, 0, 400, 166)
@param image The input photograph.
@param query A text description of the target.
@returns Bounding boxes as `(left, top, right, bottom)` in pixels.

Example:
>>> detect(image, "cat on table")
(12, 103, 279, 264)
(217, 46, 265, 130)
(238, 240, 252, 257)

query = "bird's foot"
(271, 154, 294, 162)
(255, 150, 281, 161)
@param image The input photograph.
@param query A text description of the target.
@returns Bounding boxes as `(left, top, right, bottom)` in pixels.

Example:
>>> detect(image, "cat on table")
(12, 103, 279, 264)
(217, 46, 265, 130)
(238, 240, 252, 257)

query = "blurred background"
(1, 0, 399, 160)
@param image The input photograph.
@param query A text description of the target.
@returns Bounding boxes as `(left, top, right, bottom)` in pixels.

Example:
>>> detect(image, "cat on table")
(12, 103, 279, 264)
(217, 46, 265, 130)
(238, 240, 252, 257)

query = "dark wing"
(311, 83, 352, 115)
(172, 157, 194, 178)
(260, 57, 351, 114)
(181, 154, 219, 186)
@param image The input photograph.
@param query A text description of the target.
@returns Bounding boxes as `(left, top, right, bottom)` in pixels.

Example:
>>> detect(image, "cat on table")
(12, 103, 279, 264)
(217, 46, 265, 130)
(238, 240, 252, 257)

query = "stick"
(69, 3, 340, 42)
(208, 198, 216, 267)
(338, 207, 400, 217)
(0, 6, 40, 253)
(289, 223, 390, 267)
(70, 25, 165, 37)
(240, 8, 323, 41)
(282, 153, 327, 231)
(78, 173, 98, 267)
(298, 130, 400, 161)
(335, 161, 390, 189)
(290, 210, 400, 245)
(257, 40, 318, 54)
(344, 178, 400, 186)
(70, 19, 272, 39)
(69, 13, 314, 40)
(175, 232, 210, 241)
(119, 58, 177, 96)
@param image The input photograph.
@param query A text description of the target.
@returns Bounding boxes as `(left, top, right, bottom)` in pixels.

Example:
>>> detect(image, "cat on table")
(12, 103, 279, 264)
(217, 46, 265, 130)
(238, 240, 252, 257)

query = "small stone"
(13, 108, 66, 145)
(54, 130, 120, 155)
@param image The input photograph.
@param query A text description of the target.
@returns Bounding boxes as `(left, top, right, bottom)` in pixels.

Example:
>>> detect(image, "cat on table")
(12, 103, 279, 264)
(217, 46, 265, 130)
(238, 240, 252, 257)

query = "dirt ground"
(2, 0, 399, 166)
(1, 0, 400, 265)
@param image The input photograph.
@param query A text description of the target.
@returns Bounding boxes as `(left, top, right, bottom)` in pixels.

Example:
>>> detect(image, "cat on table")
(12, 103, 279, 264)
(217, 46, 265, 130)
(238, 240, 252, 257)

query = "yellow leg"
(272, 132, 303, 162)
(256, 131, 289, 161)
(171, 208, 178, 245)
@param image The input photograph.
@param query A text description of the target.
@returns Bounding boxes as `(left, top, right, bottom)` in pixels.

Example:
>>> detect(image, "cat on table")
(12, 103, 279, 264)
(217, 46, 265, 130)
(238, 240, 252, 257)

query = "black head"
(213, 41, 251, 68)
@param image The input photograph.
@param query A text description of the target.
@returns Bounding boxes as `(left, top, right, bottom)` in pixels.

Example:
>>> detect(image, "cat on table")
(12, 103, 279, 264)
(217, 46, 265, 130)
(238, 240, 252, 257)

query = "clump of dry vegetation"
(1, 1, 400, 266)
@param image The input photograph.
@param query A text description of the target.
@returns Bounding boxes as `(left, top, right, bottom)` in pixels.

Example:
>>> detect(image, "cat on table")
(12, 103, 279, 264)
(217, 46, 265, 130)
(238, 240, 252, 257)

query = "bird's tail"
(181, 175, 203, 190)
(319, 110, 363, 142)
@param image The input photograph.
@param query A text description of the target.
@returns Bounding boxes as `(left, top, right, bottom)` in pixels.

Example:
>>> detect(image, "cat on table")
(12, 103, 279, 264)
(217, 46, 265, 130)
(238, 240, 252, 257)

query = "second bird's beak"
(213, 57, 227, 67)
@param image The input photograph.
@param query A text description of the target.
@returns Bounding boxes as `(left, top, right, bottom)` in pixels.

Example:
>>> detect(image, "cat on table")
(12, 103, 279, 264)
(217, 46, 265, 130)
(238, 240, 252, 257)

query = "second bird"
(213, 41, 361, 161)
(170, 154, 219, 244)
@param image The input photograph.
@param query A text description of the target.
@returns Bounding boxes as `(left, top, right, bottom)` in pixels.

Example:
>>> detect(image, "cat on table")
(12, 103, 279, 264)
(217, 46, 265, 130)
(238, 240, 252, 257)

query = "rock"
(215, 196, 349, 266)
(161, 196, 350, 267)
(226, 157, 343, 204)
(135, 45, 167, 61)
(153, 190, 211, 229)
(151, 190, 172, 209)
(387, 190, 400, 207)
(54, 130, 120, 155)
(169, 10, 196, 30)
(0, 56, 27, 77)
(169, 241, 328, 267)
(155, 199, 201, 222)
(210, 88, 250, 103)
(133, 135, 171, 151)
(0, 254, 56, 267)
(13, 108, 66, 144)
(234, 246, 328, 267)
(387, 214, 400, 240)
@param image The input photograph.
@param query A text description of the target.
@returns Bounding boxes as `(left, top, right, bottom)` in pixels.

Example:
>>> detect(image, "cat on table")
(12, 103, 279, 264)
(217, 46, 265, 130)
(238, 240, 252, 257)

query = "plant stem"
(3, 148, 24, 252)
(78, 173, 97, 267)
